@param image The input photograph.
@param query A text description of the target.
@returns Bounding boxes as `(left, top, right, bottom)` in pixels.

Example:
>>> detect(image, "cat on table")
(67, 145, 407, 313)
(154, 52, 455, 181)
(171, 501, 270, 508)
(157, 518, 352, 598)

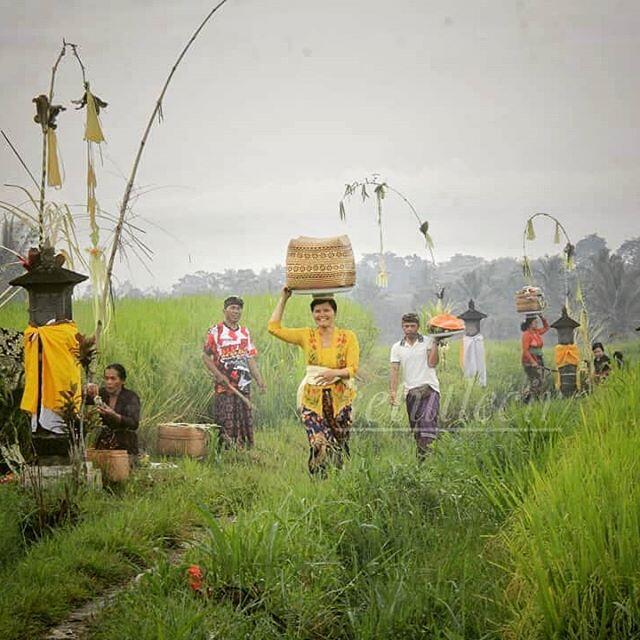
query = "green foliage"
(0, 294, 377, 444)
(0, 487, 24, 570)
(501, 365, 640, 639)
(0, 296, 638, 639)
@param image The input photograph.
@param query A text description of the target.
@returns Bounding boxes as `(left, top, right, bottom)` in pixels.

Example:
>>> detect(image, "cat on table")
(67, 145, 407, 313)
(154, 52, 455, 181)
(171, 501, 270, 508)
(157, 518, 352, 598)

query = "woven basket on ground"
(285, 235, 356, 291)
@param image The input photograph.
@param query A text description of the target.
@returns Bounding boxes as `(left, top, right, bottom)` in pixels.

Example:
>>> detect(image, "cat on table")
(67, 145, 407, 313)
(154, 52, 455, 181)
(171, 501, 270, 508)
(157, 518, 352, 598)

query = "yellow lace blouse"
(267, 321, 359, 416)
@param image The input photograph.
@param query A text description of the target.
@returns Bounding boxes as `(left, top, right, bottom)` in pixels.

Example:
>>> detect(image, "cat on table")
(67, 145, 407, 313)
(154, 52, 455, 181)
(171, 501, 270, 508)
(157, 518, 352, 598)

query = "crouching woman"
(86, 363, 141, 462)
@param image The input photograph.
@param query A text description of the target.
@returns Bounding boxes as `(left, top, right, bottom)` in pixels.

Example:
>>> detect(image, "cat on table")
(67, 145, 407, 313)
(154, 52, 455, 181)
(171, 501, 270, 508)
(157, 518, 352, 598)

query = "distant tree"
(575, 233, 607, 264)
(533, 255, 566, 314)
(156, 232, 636, 343)
(583, 249, 640, 338)
(453, 270, 485, 303)
(615, 236, 640, 270)
(220, 269, 262, 295)
(439, 254, 486, 280)
(115, 280, 145, 299)
(171, 271, 221, 296)
(258, 265, 286, 294)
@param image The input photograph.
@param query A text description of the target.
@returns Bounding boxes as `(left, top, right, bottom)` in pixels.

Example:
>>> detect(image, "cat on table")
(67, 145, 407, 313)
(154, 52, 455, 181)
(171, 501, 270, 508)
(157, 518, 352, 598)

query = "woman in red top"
(521, 314, 549, 401)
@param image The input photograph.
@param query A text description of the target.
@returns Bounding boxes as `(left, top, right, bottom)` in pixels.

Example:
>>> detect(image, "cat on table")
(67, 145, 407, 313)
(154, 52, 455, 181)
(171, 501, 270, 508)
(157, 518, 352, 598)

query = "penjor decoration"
(338, 175, 435, 288)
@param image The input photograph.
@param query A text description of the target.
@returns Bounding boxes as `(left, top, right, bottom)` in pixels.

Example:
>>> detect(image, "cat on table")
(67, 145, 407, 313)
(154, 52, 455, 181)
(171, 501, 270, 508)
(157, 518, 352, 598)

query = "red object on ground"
(187, 565, 204, 592)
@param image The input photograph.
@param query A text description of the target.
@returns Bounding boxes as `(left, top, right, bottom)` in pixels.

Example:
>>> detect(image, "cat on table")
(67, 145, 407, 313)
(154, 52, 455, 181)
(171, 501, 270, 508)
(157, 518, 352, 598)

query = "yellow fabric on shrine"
(554, 344, 581, 391)
(268, 321, 358, 416)
(21, 323, 81, 415)
(47, 129, 62, 187)
(555, 344, 580, 367)
(85, 91, 105, 143)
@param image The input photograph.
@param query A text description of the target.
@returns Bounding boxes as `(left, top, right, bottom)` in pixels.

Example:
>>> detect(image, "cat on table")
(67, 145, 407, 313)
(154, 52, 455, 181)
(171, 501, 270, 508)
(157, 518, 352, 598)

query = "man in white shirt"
(389, 313, 440, 457)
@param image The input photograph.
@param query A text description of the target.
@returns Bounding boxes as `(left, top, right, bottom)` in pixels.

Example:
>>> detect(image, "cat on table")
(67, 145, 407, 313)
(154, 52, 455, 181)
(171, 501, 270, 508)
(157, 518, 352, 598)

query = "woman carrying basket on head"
(521, 314, 549, 402)
(268, 287, 359, 476)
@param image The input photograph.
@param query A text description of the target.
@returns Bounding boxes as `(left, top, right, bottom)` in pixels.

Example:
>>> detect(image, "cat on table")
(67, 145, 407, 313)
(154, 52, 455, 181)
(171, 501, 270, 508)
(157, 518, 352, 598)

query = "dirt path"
(43, 545, 190, 640)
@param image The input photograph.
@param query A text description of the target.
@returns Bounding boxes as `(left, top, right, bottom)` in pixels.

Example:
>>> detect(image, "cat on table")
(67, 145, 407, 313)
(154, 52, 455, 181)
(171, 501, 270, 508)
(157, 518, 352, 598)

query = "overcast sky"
(2, 0, 639, 289)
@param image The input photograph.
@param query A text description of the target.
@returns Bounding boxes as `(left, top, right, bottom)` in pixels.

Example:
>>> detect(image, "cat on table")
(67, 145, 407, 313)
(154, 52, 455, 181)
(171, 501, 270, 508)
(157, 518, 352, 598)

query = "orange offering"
(428, 314, 465, 333)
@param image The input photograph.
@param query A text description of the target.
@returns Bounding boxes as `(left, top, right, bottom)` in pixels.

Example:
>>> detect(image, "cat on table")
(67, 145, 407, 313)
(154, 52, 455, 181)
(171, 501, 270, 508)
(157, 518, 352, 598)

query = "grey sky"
(2, 0, 639, 289)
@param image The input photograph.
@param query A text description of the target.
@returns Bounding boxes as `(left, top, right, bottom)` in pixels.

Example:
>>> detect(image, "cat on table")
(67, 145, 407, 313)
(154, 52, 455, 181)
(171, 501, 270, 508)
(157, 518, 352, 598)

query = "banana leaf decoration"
(554, 221, 561, 244)
(564, 242, 576, 270)
(87, 163, 97, 214)
(376, 254, 388, 288)
(88, 247, 109, 328)
(33, 94, 66, 131)
(87, 163, 100, 246)
(84, 91, 105, 143)
(419, 221, 434, 251)
(575, 282, 584, 304)
(522, 256, 532, 280)
(526, 218, 536, 241)
(73, 332, 98, 372)
(33, 95, 50, 133)
(46, 129, 63, 187)
(339, 177, 432, 287)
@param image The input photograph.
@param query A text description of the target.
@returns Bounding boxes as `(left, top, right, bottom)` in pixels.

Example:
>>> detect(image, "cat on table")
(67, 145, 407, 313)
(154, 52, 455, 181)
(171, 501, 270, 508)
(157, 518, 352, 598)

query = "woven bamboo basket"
(157, 423, 209, 458)
(285, 235, 356, 292)
(515, 287, 545, 313)
(86, 449, 129, 482)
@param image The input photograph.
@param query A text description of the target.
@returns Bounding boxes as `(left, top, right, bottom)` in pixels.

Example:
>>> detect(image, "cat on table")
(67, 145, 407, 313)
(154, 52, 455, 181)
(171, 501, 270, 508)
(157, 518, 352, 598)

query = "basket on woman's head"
(285, 235, 356, 294)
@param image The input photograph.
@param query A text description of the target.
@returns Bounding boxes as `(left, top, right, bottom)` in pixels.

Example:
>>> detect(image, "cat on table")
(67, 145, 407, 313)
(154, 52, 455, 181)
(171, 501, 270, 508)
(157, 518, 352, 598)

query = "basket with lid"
(285, 235, 356, 294)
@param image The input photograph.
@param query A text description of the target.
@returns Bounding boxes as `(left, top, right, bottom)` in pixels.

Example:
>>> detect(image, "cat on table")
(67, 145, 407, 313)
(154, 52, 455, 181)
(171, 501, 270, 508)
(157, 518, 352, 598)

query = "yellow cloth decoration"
(85, 91, 105, 143)
(376, 270, 388, 288)
(46, 129, 62, 187)
(268, 321, 359, 416)
(20, 323, 81, 416)
(555, 344, 580, 367)
(554, 344, 581, 391)
(87, 162, 97, 219)
(376, 255, 388, 288)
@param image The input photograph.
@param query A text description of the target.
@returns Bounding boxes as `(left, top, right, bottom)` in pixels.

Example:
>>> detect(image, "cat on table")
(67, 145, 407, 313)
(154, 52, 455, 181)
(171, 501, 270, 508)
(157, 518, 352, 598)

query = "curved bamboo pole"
(96, 0, 231, 345)
(339, 177, 436, 266)
(521, 212, 572, 301)
(521, 212, 596, 375)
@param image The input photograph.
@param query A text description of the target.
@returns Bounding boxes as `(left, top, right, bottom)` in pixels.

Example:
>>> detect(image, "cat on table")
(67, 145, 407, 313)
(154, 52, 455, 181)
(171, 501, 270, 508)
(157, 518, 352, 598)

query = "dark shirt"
(86, 387, 141, 454)
(594, 355, 611, 377)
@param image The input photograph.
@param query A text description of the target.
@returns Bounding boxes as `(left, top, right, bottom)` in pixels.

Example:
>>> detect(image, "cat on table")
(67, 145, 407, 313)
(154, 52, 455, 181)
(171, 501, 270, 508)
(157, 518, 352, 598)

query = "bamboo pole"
(38, 42, 67, 249)
(96, 0, 231, 344)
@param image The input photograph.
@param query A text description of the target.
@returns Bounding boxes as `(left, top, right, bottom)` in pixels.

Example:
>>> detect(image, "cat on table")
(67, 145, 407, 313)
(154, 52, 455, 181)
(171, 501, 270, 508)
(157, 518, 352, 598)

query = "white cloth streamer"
(462, 334, 487, 387)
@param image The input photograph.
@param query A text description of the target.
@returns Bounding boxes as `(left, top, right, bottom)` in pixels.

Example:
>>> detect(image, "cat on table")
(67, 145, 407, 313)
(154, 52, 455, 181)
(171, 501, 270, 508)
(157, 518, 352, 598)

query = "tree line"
(2, 218, 639, 342)
(166, 233, 640, 341)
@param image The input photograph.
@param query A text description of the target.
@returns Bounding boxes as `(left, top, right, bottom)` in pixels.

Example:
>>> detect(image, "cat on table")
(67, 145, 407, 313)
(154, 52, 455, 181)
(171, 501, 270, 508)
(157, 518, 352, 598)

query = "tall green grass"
(0, 295, 377, 441)
(2, 296, 639, 639)
(501, 364, 640, 639)
(88, 403, 586, 640)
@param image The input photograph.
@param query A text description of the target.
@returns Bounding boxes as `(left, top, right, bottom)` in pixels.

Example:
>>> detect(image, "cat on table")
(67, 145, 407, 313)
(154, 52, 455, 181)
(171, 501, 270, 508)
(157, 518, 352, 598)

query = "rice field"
(0, 295, 639, 639)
